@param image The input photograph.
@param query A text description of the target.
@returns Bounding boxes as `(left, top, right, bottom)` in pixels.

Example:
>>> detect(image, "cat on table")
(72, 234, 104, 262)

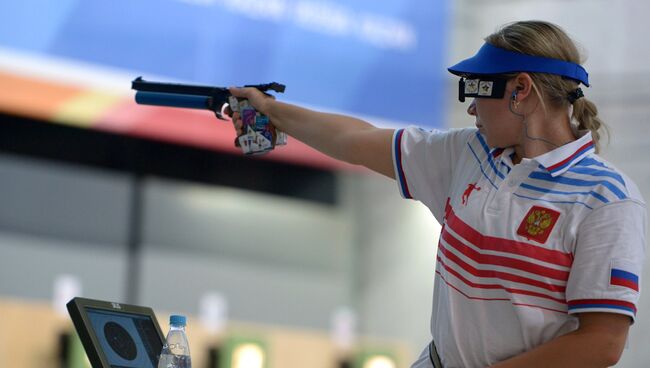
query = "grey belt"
(428, 340, 443, 368)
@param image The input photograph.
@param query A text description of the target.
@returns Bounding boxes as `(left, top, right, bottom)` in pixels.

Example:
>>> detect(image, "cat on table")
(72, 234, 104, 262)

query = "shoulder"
(566, 154, 645, 208)
(397, 126, 477, 144)
(560, 154, 647, 239)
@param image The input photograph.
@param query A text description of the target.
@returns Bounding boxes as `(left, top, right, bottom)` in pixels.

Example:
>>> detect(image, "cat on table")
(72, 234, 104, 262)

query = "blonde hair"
(485, 20, 607, 152)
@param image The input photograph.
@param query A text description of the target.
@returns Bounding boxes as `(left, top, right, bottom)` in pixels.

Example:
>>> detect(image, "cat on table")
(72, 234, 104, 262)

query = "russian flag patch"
(610, 268, 639, 292)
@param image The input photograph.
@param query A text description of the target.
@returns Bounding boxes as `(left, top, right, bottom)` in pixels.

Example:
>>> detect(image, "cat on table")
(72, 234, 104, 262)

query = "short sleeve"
(392, 127, 475, 222)
(566, 200, 647, 321)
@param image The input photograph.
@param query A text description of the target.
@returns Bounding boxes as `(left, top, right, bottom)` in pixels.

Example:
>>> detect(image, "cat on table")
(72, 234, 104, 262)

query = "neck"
(512, 109, 575, 164)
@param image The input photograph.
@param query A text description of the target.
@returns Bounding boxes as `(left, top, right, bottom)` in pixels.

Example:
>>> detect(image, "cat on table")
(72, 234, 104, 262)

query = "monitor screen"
(67, 298, 165, 368)
(85, 308, 162, 368)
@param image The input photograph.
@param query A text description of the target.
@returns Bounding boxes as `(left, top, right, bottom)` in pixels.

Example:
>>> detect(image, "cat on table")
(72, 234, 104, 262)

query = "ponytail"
(571, 97, 608, 153)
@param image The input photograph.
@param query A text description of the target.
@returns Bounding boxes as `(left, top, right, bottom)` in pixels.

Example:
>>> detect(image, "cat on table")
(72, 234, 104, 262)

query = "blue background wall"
(0, 0, 450, 127)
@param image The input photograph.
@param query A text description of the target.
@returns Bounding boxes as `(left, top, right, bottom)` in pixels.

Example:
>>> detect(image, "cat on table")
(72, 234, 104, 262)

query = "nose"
(467, 99, 476, 116)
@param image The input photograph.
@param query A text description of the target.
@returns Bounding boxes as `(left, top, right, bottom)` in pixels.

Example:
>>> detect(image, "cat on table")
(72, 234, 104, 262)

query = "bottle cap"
(170, 315, 187, 327)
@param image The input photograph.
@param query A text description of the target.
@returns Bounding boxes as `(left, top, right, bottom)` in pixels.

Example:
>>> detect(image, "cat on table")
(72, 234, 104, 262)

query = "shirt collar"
(533, 131, 595, 177)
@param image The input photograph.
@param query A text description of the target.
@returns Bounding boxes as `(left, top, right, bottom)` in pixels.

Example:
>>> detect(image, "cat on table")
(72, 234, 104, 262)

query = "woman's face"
(467, 89, 522, 148)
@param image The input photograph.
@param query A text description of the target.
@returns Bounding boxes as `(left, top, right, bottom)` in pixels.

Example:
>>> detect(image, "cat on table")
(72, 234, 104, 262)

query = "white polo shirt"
(392, 127, 646, 368)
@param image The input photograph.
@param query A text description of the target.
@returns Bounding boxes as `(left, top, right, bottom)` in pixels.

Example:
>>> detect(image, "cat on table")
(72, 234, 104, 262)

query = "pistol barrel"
(135, 91, 210, 110)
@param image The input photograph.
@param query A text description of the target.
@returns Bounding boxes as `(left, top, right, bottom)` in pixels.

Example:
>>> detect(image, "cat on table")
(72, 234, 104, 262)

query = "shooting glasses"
(448, 43, 590, 102)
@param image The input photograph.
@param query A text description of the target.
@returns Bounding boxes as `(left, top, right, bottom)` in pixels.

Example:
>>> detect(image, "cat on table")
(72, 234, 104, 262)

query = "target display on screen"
(86, 308, 160, 368)
(67, 298, 165, 368)
(104, 322, 137, 361)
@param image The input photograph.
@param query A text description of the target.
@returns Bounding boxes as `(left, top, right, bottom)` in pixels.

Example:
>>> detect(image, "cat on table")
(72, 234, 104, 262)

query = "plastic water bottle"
(158, 315, 192, 368)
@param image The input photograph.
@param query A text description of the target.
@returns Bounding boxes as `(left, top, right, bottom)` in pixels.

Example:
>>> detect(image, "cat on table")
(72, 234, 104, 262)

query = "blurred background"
(1, 0, 649, 367)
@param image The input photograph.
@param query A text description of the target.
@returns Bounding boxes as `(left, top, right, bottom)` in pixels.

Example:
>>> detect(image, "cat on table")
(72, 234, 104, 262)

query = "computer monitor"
(67, 297, 165, 368)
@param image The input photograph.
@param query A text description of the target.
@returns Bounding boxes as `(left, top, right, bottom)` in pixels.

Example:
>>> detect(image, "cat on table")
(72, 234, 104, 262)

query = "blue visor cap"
(448, 43, 589, 87)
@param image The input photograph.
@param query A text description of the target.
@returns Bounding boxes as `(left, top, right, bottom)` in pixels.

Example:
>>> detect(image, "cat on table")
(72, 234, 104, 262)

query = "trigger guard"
(220, 103, 230, 120)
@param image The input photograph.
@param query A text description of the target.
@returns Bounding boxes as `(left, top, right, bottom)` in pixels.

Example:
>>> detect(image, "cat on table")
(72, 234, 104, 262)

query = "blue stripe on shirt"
(574, 157, 608, 168)
(528, 171, 628, 200)
(519, 183, 609, 203)
(468, 142, 498, 189)
(566, 167, 626, 186)
(568, 303, 635, 313)
(474, 132, 505, 179)
(393, 129, 412, 199)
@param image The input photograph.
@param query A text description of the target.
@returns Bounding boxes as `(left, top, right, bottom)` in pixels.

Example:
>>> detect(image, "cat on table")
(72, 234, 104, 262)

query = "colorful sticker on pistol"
(242, 108, 257, 130)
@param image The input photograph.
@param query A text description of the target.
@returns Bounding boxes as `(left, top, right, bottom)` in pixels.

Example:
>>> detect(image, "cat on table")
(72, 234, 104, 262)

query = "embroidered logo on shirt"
(610, 268, 639, 292)
(461, 183, 481, 205)
(516, 206, 560, 243)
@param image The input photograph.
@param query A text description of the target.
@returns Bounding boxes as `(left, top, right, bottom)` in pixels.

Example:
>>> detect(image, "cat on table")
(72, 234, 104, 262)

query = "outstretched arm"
(229, 87, 396, 178)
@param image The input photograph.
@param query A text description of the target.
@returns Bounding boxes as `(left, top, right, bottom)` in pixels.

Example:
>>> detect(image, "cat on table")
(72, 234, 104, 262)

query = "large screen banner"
(0, 0, 449, 167)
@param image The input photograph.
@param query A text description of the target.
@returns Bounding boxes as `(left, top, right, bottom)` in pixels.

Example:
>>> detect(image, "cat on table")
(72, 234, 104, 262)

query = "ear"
(511, 73, 534, 101)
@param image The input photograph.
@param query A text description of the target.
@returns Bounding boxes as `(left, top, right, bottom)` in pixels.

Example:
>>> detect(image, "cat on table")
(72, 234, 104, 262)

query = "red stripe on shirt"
(436, 256, 568, 305)
(546, 140, 594, 172)
(446, 206, 573, 268)
(568, 299, 636, 314)
(440, 229, 569, 289)
(436, 271, 568, 314)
